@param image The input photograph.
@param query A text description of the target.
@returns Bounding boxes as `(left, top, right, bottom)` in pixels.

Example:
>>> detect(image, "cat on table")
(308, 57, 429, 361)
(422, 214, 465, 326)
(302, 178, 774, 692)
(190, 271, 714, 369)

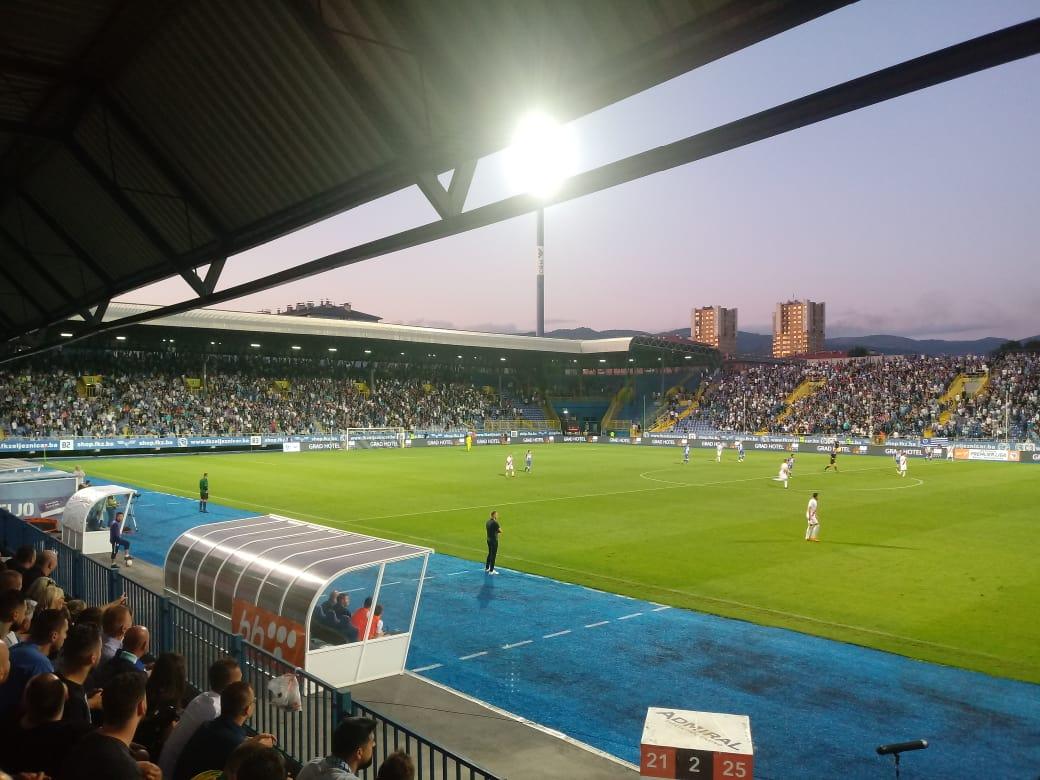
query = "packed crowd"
(934, 351, 1040, 440)
(686, 352, 1037, 440)
(0, 542, 415, 780)
(0, 352, 513, 438)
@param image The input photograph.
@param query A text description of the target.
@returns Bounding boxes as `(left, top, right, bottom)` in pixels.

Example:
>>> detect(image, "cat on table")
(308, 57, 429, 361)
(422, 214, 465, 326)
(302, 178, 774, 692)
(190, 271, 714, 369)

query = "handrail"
(0, 513, 499, 779)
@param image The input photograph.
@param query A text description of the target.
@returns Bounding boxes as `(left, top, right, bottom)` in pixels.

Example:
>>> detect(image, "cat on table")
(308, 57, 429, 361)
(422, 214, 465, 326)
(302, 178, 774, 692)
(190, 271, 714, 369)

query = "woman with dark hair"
(135, 652, 188, 759)
(376, 751, 416, 780)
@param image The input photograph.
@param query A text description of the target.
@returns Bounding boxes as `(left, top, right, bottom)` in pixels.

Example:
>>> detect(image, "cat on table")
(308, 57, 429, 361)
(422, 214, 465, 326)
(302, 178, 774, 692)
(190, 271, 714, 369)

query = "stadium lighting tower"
(505, 112, 577, 337)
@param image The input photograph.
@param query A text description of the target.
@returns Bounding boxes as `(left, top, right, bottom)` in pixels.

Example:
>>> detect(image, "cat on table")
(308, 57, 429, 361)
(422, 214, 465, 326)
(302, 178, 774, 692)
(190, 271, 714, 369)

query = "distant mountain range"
(526, 327, 1038, 356)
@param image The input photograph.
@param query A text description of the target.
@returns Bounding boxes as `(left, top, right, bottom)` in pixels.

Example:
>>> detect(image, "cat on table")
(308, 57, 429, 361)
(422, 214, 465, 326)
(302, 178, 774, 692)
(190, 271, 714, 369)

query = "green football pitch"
(66, 445, 1040, 683)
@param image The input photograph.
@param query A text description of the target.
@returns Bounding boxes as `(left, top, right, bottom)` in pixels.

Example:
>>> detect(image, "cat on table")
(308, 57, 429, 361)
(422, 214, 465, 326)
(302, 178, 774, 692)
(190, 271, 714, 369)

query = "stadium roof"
(2, 2, 1037, 363)
(91, 302, 719, 365)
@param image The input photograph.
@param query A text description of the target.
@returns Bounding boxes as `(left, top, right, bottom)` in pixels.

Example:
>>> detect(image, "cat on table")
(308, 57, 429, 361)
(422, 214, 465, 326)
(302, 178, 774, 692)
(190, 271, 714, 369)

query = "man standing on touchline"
(199, 472, 209, 513)
(485, 511, 502, 575)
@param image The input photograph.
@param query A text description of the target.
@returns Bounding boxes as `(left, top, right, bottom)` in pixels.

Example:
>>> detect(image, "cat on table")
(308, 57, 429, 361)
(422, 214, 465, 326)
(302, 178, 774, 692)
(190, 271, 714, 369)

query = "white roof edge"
(105, 302, 636, 355)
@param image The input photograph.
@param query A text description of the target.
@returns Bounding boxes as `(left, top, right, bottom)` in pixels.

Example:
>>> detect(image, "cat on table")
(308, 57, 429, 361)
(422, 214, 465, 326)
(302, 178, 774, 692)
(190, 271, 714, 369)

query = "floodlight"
(60, 332, 73, 337)
(116, 335, 127, 341)
(505, 112, 577, 199)
(328, 347, 337, 352)
(291, 345, 302, 350)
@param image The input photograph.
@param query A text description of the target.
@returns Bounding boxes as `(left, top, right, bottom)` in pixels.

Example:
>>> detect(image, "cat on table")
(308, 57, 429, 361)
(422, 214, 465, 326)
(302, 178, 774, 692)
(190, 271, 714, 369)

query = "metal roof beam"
(0, 225, 85, 316)
(65, 138, 207, 296)
(4, 18, 1039, 362)
(16, 191, 115, 287)
(96, 93, 230, 241)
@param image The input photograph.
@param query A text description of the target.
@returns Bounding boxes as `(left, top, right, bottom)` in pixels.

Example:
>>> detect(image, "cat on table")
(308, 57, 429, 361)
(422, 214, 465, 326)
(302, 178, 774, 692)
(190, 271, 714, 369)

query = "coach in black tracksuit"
(485, 511, 502, 575)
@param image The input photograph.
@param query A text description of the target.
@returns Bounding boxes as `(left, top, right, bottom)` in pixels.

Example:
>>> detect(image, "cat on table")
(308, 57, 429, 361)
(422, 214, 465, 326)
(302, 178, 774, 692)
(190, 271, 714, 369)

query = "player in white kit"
(737, 441, 745, 462)
(898, 453, 908, 477)
(805, 492, 820, 542)
(505, 454, 515, 477)
(716, 442, 724, 462)
(682, 443, 690, 463)
(774, 459, 790, 488)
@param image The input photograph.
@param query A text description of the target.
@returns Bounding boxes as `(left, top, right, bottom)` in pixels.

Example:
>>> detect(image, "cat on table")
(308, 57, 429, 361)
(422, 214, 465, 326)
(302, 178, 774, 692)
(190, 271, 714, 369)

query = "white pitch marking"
(411, 663, 443, 673)
(459, 651, 488, 661)
(585, 621, 609, 628)
(651, 606, 670, 612)
(543, 630, 571, 639)
(502, 640, 533, 650)
(446, 571, 468, 576)
(849, 477, 925, 491)
(617, 613, 643, 620)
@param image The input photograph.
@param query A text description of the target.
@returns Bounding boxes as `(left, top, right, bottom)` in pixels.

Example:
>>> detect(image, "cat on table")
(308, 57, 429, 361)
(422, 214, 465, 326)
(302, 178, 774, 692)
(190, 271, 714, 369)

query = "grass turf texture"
(64, 446, 1040, 683)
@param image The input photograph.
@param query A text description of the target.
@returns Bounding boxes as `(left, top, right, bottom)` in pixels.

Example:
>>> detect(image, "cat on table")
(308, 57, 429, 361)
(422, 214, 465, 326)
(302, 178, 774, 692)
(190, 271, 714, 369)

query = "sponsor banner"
(0, 475, 78, 519)
(282, 442, 301, 453)
(517, 435, 558, 444)
(232, 600, 305, 667)
(299, 440, 343, 452)
(953, 447, 1020, 462)
(1029, 452, 1040, 463)
(249, 435, 263, 446)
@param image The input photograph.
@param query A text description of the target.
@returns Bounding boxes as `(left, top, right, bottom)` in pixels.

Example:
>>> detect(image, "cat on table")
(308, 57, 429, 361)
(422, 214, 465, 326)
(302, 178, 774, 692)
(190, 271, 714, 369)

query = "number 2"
(688, 755, 701, 773)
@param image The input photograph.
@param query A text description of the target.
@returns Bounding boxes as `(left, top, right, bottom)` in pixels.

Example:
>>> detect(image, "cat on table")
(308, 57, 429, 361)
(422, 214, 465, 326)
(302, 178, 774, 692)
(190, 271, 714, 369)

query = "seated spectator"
(350, 597, 374, 639)
(173, 681, 276, 780)
(92, 625, 149, 691)
(235, 746, 288, 780)
(159, 656, 242, 780)
(0, 570, 22, 597)
(0, 590, 28, 647)
(99, 603, 133, 663)
(57, 622, 104, 726)
(25, 577, 64, 613)
(134, 652, 187, 759)
(0, 673, 90, 777)
(297, 716, 377, 780)
(0, 609, 68, 712)
(22, 550, 57, 594)
(372, 604, 385, 638)
(59, 671, 160, 780)
(7, 546, 35, 583)
(376, 751, 416, 780)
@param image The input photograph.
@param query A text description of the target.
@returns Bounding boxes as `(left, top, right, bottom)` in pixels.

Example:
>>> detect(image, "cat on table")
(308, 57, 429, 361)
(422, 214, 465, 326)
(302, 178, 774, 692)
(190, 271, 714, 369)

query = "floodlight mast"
(536, 207, 545, 337)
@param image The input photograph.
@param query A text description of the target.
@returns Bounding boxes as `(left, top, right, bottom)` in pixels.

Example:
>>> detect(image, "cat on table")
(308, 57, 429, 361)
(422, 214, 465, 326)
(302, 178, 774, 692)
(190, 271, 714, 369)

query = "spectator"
(159, 656, 242, 780)
(6, 546, 35, 582)
(22, 550, 57, 594)
(99, 603, 133, 663)
(92, 625, 149, 691)
(0, 590, 28, 647)
(350, 597, 373, 639)
(74, 605, 104, 628)
(135, 652, 187, 759)
(0, 609, 68, 712)
(173, 681, 276, 780)
(376, 751, 415, 780)
(0, 673, 90, 777)
(297, 716, 377, 780)
(0, 570, 22, 597)
(235, 746, 288, 780)
(25, 577, 64, 613)
(59, 672, 160, 780)
(57, 622, 104, 725)
(0, 643, 8, 685)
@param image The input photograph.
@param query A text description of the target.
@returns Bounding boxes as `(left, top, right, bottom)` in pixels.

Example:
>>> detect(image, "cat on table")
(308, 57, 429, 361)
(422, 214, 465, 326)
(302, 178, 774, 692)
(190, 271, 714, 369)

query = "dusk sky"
(118, 0, 1040, 341)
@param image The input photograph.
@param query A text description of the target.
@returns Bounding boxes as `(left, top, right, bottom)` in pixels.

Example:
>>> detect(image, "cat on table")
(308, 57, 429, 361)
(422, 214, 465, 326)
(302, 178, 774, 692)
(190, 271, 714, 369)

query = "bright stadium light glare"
(505, 112, 577, 199)
(328, 347, 337, 352)
(60, 332, 74, 337)
(291, 345, 302, 350)
(116, 335, 127, 341)
(364, 349, 372, 355)
(250, 343, 261, 348)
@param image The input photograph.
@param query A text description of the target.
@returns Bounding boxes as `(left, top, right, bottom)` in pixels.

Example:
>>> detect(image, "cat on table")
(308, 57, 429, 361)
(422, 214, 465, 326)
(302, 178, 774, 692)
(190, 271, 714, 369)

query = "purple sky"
(119, 0, 1040, 341)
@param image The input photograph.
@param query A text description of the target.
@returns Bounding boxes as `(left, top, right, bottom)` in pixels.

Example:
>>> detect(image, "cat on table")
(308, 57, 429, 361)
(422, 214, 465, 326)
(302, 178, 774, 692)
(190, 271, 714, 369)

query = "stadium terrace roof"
(83, 302, 719, 367)
(2, 2, 1037, 364)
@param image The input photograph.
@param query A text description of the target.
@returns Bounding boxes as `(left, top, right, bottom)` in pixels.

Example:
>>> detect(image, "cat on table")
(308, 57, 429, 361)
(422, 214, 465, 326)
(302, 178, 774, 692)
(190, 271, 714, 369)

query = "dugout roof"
(165, 515, 430, 628)
(3, 2, 1037, 363)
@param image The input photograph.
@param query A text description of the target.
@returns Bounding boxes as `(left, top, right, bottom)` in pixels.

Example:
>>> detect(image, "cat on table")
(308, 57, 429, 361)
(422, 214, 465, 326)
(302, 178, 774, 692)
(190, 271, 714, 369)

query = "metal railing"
(0, 513, 498, 779)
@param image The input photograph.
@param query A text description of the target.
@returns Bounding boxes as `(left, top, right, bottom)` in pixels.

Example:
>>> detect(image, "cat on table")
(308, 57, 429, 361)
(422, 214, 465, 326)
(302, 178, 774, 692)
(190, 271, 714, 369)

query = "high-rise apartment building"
(691, 306, 737, 355)
(772, 300, 825, 357)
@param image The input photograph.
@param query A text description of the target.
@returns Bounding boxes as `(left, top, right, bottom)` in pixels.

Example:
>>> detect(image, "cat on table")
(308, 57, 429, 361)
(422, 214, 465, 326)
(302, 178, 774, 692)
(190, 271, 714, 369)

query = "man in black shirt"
(485, 510, 502, 575)
(60, 672, 160, 780)
(22, 549, 57, 594)
(173, 681, 276, 780)
(58, 623, 104, 725)
(0, 672, 90, 777)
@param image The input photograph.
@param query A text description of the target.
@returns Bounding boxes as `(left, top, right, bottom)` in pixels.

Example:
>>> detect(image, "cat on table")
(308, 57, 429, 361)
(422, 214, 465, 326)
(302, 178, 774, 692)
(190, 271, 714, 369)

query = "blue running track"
(109, 479, 1040, 779)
